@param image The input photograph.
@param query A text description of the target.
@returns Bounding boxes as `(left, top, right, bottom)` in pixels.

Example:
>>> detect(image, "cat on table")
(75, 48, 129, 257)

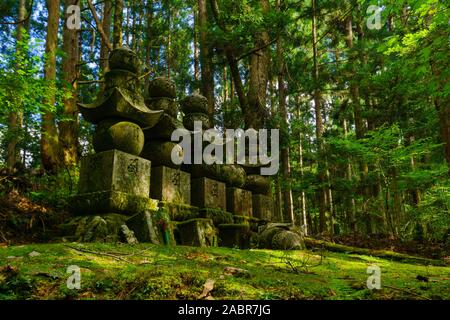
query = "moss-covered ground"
(1, 243, 449, 300)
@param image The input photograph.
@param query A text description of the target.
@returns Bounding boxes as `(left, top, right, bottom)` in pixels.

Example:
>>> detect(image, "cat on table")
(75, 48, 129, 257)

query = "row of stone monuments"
(63, 47, 303, 250)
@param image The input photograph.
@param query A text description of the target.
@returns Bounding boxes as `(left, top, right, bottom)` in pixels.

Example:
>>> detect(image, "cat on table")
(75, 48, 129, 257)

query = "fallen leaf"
(197, 278, 215, 299)
(223, 267, 250, 278)
(28, 251, 41, 257)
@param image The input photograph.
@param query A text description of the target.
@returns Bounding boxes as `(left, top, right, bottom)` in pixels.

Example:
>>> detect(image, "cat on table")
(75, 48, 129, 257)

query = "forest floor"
(1, 242, 449, 300)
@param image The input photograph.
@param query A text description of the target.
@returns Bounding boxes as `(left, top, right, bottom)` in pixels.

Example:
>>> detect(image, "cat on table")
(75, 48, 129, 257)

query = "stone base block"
(191, 177, 226, 210)
(151, 166, 190, 204)
(218, 224, 251, 249)
(252, 194, 273, 221)
(78, 149, 151, 196)
(226, 187, 252, 217)
(70, 190, 158, 215)
(58, 213, 129, 242)
(176, 218, 217, 247)
(126, 210, 175, 245)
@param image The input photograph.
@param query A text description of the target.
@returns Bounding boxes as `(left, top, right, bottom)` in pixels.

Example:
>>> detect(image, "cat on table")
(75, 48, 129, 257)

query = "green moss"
(0, 243, 449, 300)
(158, 201, 199, 221)
(199, 208, 234, 225)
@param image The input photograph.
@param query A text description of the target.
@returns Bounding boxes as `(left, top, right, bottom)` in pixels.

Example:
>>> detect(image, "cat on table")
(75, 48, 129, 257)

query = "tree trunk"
(59, 0, 79, 167)
(6, 0, 27, 170)
(277, 30, 294, 224)
(247, 0, 270, 129)
(296, 97, 308, 234)
(312, 0, 328, 234)
(41, 0, 61, 173)
(113, 0, 123, 49)
(198, 0, 214, 123)
(100, 0, 112, 76)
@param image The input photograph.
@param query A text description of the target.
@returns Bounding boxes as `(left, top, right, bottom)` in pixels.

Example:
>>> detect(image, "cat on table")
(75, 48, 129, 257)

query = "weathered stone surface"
(126, 210, 170, 244)
(180, 94, 208, 114)
(78, 87, 163, 127)
(70, 191, 158, 215)
(252, 194, 273, 221)
(176, 218, 217, 247)
(104, 69, 139, 92)
(226, 187, 252, 216)
(183, 113, 210, 130)
(93, 120, 145, 156)
(143, 113, 188, 141)
(218, 224, 251, 249)
(120, 224, 139, 244)
(151, 166, 191, 204)
(199, 208, 234, 225)
(78, 150, 151, 196)
(145, 97, 178, 117)
(141, 141, 183, 169)
(109, 47, 141, 74)
(218, 165, 246, 187)
(272, 231, 304, 250)
(146, 76, 176, 98)
(59, 213, 129, 242)
(257, 223, 304, 250)
(158, 201, 200, 221)
(190, 164, 245, 187)
(244, 175, 271, 195)
(191, 177, 226, 210)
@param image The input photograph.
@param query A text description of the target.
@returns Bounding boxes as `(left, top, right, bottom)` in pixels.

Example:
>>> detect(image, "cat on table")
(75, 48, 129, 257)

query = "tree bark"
(276, 25, 294, 224)
(6, 0, 27, 170)
(59, 0, 79, 167)
(246, 0, 270, 129)
(198, 0, 214, 123)
(312, 0, 328, 234)
(41, 0, 61, 173)
(100, 0, 112, 76)
(113, 0, 123, 49)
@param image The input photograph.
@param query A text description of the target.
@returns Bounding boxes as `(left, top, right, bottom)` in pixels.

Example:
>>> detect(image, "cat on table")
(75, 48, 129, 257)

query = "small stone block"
(151, 166, 191, 204)
(252, 194, 273, 221)
(226, 187, 252, 217)
(191, 178, 226, 210)
(78, 150, 151, 197)
(176, 218, 217, 247)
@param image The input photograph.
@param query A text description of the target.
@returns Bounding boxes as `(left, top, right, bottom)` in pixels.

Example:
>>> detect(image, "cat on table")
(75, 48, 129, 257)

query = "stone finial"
(109, 47, 141, 74)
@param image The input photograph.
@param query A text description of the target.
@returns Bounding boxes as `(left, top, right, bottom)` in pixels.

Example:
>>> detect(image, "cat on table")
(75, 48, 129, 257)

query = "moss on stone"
(176, 218, 218, 247)
(158, 201, 200, 221)
(70, 191, 158, 215)
(199, 208, 234, 225)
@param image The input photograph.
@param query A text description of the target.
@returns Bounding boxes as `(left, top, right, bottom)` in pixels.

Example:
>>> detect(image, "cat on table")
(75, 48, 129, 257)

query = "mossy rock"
(218, 223, 251, 249)
(143, 113, 188, 141)
(244, 174, 271, 194)
(109, 47, 141, 73)
(93, 119, 144, 156)
(183, 113, 210, 130)
(147, 77, 176, 98)
(126, 209, 175, 245)
(180, 94, 208, 114)
(104, 69, 140, 92)
(176, 218, 218, 247)
(60, 213, 129, 242)
(141, 141, 183, 169)
(233, 215, 251, 226)
(272, 231, 304, 250)
(216, 165, 246, 187)
(158, 201, 200, 221)
(70, 191, 159, 215)
(145, 97, 178, 117)
(199, 208, 234, 225)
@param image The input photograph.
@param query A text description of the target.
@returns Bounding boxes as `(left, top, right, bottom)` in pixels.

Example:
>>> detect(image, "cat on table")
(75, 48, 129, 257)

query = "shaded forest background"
(0, 0, 448, 245)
